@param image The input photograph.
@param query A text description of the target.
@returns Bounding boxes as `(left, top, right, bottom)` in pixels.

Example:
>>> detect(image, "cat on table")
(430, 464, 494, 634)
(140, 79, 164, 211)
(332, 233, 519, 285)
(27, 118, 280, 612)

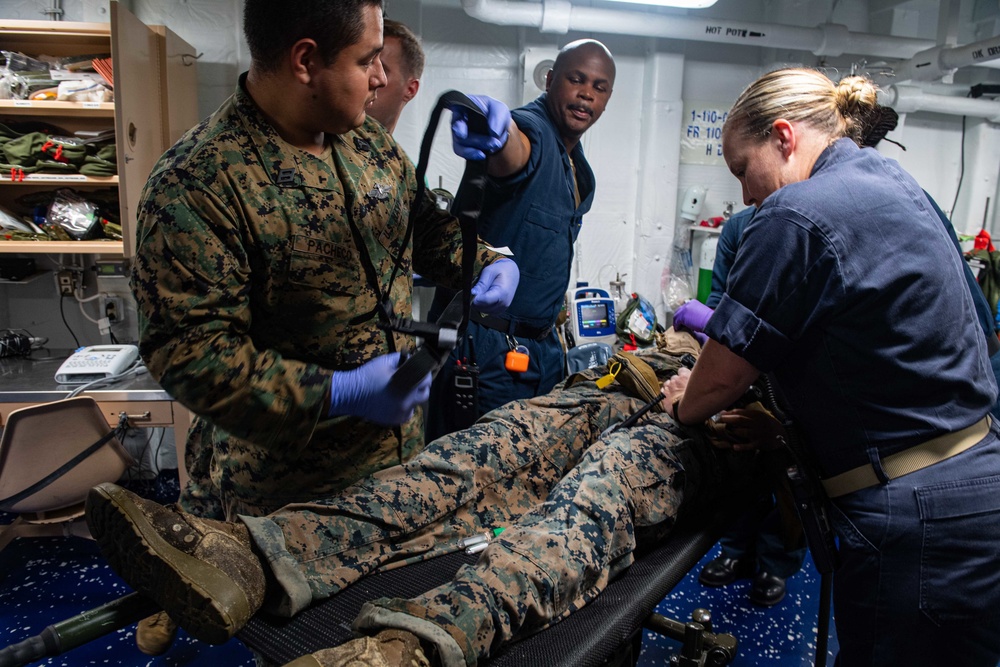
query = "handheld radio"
(569, 287, 617, 347)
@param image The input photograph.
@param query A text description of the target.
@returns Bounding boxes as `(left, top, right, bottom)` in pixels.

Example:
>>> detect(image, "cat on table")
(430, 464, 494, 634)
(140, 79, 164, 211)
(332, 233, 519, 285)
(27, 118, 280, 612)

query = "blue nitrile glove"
(328, 352, 432, 425)
(673, 300, 714, 345)
(471, 258, 519, 314)
(449, 95, 511, 161)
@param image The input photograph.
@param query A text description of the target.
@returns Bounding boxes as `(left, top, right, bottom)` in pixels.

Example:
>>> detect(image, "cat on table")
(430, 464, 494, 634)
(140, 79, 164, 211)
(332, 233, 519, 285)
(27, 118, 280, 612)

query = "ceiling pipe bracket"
(541, 0, 573, 34)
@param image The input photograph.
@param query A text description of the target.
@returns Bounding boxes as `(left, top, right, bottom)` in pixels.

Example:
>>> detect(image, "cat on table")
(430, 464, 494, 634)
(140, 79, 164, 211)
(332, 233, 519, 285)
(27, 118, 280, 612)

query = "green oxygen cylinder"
(696, 235, 718, 304)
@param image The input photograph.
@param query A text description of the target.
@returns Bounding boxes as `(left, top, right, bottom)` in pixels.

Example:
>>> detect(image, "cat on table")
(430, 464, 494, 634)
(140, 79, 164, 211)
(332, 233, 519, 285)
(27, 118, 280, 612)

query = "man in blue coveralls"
(426, 39, 617, 440)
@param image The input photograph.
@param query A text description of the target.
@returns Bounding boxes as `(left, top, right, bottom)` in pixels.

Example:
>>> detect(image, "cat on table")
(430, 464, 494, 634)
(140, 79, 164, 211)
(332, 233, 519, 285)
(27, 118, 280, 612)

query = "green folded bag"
(2, 132, 87, 169)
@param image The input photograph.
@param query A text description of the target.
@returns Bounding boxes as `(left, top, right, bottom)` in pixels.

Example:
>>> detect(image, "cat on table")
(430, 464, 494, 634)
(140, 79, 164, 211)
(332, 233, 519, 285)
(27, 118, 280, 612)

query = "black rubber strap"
(387, 91, 491, 394)
(388, 291, 465, 395)
(347, 92, 488, 329)
(343, 204, 397, 355)
(0, 412, 129, 512)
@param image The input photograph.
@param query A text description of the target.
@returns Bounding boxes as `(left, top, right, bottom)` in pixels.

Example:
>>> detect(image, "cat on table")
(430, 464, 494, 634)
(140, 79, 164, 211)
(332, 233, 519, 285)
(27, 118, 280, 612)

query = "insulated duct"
(462, 0, 934, 59)
(892, 33, 1000, 83)
(461, 0, 1000, 72)
(881, 84, 1000, 123)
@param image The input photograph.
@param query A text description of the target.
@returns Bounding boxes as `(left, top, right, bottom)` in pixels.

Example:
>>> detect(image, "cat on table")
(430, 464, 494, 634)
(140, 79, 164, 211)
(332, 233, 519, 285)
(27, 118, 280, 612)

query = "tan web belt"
(821, 416, 991, 499)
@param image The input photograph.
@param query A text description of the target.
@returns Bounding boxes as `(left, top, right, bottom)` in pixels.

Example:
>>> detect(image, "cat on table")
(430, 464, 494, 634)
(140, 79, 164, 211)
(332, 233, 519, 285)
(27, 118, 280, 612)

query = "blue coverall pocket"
(915, 474, 1000, 624)
(519, 205, 564, 280)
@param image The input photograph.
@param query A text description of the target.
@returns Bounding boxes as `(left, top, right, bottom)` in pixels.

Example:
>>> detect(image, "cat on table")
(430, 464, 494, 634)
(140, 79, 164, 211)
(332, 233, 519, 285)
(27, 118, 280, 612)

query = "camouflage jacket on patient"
(130, 73, 502, 517)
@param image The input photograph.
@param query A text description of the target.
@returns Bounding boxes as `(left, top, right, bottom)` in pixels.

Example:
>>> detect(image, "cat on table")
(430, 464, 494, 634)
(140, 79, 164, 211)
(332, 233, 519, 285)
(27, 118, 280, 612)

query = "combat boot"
(85, 482, 266, 645)
(135, 610, 178, 655)
(282, 630, 431, 667)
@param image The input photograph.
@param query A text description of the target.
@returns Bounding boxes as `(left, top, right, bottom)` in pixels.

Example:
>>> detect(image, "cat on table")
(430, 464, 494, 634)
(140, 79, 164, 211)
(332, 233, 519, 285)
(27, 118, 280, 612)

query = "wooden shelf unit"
(0, 3, 198, 259)
(0, 100, 116, 116)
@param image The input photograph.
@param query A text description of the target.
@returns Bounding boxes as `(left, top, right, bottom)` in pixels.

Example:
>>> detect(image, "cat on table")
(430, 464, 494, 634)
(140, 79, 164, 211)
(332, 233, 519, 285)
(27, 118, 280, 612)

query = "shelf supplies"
(1, 50, 112, 99)
(56, 79, 113, 103)
(0, 50, 50, 100)
(616, 293, 658, 347)
(2, 132, 86, 170)
(0, 67, 29, 100)
(79, 143, 117, 177)
(47, 189, 115, 241)
(0, 203, 43, 235)
(0, 128, 115, 177)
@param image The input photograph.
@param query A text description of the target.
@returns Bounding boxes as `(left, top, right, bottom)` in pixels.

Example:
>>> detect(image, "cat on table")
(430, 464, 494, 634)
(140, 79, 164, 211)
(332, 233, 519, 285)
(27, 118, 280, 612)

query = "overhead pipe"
(892, 33, 1000, 82)
(461, 0, 1000, 120)
(462, 0, 936, 59)
(881, 84, 1000, 123)
(462, 0, 1000, 72)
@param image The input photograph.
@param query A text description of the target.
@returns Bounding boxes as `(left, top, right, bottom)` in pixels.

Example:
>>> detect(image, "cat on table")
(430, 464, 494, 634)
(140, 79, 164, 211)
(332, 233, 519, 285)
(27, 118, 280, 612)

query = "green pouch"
(0, 160, 39, 175)
(597, 351, 665, 411)
(1, 132, 45, 167)
(617, 293, 658, 346)
(39, 136, 88, 166)
(2, 132, 87, 168)
(92, 143, 116, 161)
(34, 159, 79, 174)
(79, 155, 116, 176)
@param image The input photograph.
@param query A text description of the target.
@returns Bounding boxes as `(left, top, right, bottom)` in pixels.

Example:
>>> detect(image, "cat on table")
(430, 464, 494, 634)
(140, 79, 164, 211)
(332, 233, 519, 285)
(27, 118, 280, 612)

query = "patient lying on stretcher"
(84, 329, 771, 666)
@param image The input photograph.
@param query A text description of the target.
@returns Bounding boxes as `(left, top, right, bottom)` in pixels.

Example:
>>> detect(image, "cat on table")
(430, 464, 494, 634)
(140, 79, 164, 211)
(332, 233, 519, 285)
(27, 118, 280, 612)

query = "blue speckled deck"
(639, 542, 838, 666)
(2, 470, 837, 666)
(0, 472, 256, 666)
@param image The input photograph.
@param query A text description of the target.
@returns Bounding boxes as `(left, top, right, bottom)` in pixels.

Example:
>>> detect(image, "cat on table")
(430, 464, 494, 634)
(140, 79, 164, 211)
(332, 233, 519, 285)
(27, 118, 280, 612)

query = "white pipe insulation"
(893, 33, 1000, 82)
(461, 0, 1000, 71)
(882, 85, 1000, 124)
(459, 0, 1000, 121)
(461, 0, 935, 59)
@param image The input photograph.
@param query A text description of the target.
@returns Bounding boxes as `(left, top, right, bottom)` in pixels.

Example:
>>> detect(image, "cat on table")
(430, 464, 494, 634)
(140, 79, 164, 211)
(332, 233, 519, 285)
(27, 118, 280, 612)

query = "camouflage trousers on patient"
(240, 349, 752, 666)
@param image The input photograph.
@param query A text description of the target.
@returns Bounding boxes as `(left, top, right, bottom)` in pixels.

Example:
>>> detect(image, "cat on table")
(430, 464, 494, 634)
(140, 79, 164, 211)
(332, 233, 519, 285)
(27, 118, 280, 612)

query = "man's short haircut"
(244, 0, 384, 73)
(383, 18, 425, 79)
(552, 39, 616, 83)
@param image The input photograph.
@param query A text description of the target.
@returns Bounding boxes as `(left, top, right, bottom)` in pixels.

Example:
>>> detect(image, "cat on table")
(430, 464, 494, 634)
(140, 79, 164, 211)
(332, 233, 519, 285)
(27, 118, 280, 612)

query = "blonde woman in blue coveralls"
(663, 68, 1000, 666)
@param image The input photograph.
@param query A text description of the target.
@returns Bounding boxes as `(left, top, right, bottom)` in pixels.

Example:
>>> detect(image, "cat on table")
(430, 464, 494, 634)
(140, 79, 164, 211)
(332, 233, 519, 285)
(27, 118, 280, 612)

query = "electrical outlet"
(57, 270, 76, 295)
(97, 291, 138, 344)
(102, 294, 125, 323)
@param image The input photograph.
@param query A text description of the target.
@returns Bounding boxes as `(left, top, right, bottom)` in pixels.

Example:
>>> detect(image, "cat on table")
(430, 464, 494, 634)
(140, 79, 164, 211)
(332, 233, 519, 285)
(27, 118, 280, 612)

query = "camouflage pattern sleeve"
(128, 84, 433, 514)
(131, 168, 329, 452)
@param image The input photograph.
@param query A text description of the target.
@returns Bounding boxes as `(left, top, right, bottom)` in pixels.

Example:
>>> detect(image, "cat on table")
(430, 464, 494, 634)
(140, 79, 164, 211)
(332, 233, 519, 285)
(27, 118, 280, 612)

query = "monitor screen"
(581, 303, 609, 329)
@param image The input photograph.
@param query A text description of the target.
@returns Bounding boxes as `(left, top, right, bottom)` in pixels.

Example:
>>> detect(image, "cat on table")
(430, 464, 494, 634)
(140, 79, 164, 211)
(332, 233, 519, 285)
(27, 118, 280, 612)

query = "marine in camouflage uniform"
(237, 342, 754, 665)
(131, 74, 503, 519)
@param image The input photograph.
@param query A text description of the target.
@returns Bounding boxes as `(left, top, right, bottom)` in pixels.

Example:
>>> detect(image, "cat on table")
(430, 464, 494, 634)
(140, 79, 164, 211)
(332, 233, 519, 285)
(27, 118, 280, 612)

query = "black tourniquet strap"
(386, 91, 491, 394)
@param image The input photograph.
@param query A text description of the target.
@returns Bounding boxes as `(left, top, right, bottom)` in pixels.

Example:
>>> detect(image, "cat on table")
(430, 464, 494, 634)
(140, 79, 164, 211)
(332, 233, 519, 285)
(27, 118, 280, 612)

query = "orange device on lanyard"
(504, 335, 530, 373)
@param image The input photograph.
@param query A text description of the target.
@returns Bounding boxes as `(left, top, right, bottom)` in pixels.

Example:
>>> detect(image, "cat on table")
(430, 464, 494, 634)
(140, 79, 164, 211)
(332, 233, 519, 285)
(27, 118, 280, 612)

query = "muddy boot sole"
(86, 483, 251, 644)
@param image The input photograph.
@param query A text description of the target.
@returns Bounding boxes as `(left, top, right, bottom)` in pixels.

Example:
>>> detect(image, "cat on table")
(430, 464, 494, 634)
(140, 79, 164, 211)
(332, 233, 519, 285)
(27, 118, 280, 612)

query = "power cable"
(59, 294, 81, 348)
(950, 115, 967, 221)
(66, 360, 147, 399)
